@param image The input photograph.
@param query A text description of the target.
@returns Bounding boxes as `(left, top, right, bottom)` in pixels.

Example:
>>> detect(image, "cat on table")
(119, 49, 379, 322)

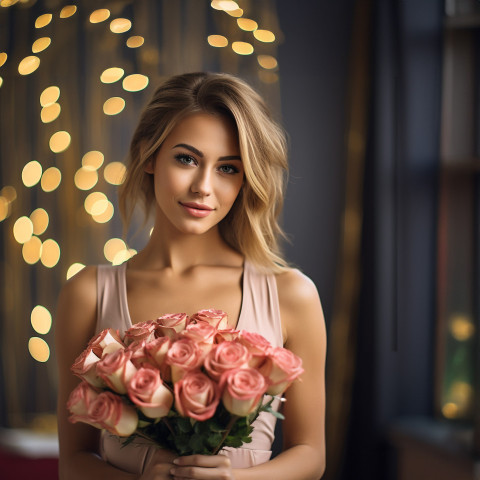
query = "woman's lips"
(179, 202, 214, 218)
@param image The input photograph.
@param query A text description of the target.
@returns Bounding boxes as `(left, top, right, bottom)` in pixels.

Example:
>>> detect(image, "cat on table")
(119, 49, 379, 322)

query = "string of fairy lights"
(0, 1, 280, 367)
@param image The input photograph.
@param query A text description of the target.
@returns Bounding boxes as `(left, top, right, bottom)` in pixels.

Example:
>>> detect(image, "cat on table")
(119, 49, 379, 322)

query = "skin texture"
(55, 113, 326, 480)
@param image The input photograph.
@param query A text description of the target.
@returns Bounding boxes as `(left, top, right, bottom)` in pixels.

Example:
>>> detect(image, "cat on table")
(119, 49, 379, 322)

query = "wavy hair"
(119, 72, 289, 272)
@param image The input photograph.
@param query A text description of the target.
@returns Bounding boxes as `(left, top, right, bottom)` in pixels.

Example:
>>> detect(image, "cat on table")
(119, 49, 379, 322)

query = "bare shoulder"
(59, 265, 97, 304)
(276, 267, 320, 308)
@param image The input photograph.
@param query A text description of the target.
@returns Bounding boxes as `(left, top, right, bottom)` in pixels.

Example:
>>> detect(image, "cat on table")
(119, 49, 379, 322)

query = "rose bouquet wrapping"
(67, 309, 304, 456)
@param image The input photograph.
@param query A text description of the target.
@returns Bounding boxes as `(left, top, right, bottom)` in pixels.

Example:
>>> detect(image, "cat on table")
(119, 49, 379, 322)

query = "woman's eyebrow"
(173, 143, 241, 162)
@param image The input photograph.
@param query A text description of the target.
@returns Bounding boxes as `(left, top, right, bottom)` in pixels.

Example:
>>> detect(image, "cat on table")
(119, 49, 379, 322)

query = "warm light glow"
(211, 0, 239, 11)
(41, 103, 61, 123)
(449, 313, 475, 341)
(112, 248, 135, 265)
(22, 236, 42, 264)
(104, 161, 126, 185)
(0, 52, 8, 67)
(31, 305, 52, 334)
(13, 216, 34, 244)
(126, 36, 144, 48)
(0, 77, 3, 88)
(237, 18, 258, 31)
(258, 70, 279, 84)
(40, 239, 60, 268)
(49, 131, 71, 153)
(90, 198, 109, 216)
(225, 8, 243, 17)
(122, 74, 149, 92)
(41, 167, 61, 192)
(0, 196, 9, 222)
(35, 13, 52, 28)
(104, 238, 127, 262)
(257, 54, 278, 70)
(92, 201, 114, 223)
(82, 151, 104, 170)
(207, 35, 228, 48)
(103, 97, 125, 115)
(110, 18, 132, 33)
(85, 192, 107, 214)
(100, 67, 124, 84)
(90, 9, 110, 23)
(22, 160, 43, 187)
(66, 262, 85, 280)
(0, 0, 19, 7)
(18, 56, 40, 75)
(30, 208, 49, 235)
(253, 29, 275, 42)
(28, 337, 50, 362)
(232, 42, 254, 55)
(1, 185, 17, 202)
(442, 402, 458, 419)
(40, 86, 60, 107)
(32, 37, 51, 53)
(74, 167, 98, 190)
(59, 5, 77, 18)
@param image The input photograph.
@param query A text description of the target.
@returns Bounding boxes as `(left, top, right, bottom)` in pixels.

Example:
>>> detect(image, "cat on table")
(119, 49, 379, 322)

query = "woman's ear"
(144, 158, 155, 174)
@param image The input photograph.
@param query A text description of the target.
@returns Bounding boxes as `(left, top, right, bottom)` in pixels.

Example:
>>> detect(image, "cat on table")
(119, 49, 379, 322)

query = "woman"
(55, 72, 326, 480)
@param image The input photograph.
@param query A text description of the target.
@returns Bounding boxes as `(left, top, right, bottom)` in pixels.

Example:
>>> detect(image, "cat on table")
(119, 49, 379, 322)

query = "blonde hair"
(119, 72, 289, 272)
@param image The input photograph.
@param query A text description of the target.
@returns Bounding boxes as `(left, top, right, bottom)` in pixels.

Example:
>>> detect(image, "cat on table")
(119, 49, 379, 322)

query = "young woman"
(55, 72, 326, 480)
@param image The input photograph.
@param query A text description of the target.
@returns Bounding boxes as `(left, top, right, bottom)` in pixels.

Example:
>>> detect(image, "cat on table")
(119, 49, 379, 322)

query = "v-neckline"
(119, 260, 248, 331)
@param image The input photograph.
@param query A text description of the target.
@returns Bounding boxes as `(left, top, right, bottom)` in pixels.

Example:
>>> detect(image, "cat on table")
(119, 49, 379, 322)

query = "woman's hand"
(138, 448, 178, 480)
(170, 454, 235, 480)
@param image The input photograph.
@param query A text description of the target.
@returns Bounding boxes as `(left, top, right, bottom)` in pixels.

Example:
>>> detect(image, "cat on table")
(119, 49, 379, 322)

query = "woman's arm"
(171, 268, 326, 480)
(55, 266, 176, 480)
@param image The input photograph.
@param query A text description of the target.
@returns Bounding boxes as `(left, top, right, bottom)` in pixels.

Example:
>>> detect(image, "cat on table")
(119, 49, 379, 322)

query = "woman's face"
(147, 112, 244, 236)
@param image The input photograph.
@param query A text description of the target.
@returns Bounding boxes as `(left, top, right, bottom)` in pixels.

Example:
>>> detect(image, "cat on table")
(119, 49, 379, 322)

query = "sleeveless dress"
(95, 260, 283, 474)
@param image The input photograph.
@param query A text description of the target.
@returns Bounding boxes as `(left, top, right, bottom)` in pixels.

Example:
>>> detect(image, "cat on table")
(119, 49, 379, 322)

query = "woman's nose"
(191, 168, 212, 196)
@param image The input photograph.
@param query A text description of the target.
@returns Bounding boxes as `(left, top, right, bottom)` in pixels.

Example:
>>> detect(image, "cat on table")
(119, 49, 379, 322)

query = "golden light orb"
(103, 97, 125, 115)
(28, 337, 50, 362)
(253, 29, 276, 42)
(35, 13, 52, 29)
(207, 35, 228, 48)
(1, 185, 16, 202)
(41, 103, 61, 123)
(74, 167, 98, 191)
(112, 248, 134, 265)
(225, 8, 243, 17)
(13, 216, 34, 244)
(104, 161, 126, 185)
(22, 236, 42, 264)
(0, 77, 3, 88)
(18, 56, 40, 75)
(449, 314, 475, 341)
(126, 36, 144, 48)
(32, 37, 51, 53)
(441, 402, 458, 419)
(257, 54, 278, 70)
(82, 151, 104, 170)
(0, 0, 19, 7)
(237, 18, 258, 31)
(49, 131, 71, 153)
(104, 238, 127, 262)
(30, 208, 49, 235)
(40, 238, 60, 268)
(66, 263, 85, 280)
(0, 196, 9, 222)
(232, 41, 254, 55)
(0, 52, 8, 67)
(31, 305, 52, 335)
(89, 9, 110, 23)
(122, 74, 149, 92)
(110, 18, 132, 33)
(59, 5, 77, 18)
(211, 0, 239, 11)
(41, 167, 62, 192)
(40, 86, 60, 107)
(92, 201, 114, 223)
(100, 67, 124, 84)
(22, 160, 43, 187)
(84, 192, 107, 214)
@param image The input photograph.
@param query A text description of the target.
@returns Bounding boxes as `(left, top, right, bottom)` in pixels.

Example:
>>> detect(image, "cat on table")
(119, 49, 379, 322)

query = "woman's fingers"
(170, 454, 233, 479)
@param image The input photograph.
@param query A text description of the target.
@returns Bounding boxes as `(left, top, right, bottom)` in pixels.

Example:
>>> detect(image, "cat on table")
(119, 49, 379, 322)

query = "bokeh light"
(126, 36, 144, 48)
(211, 0, 239, 11)
(0, 52, 7, 67)
(40, 239, 60, 268)
(90, 9, 110, 23)
(257, 54, 278, 70)
(104, 238, 127, 262)
(103, 97, 125, 115)
(49, 131, 71, 153)
(32, 37, 51, 53)
(112, 248, 136, 265)
(253, 29, 276, 42)
(0, 196, 9, 221)
(41, 103, 61, 123)
(84, 192, 107, 215)
(82, 151, 104, 170)
(100, 67, 124, 84)
(74, 167, 98, 190)
(30, 208, 49, 235)
(41, 167, 62, 192)
(207, 35, 228, 48)
(35, 14, 52, 28)
(122, 74, 149, 92)
(28, 337, 50, 362)
(22, 236, 42, 264)
(104, 161, 126, 185)
(237, 18, 258, 31)
(449, 313, 475, 341)
(13, 216, 34, 244)
(22, 160, 43, 187)
(92, 201, 114, 223)
(1, 185, 17, 203)
(40, 86, 60, 107)
(59, 5, 77, 18)
(66, 263, 85, 280)
(110, 18, 132, 33)
(225, 8, 243, 17)
(18, 56, 40, 75)
(31, 305, 52, 334)
(232, 42, 254, 55)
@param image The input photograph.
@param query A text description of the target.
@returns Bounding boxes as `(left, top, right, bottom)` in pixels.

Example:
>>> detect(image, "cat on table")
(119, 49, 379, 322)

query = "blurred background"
(0, 0, 478, 479)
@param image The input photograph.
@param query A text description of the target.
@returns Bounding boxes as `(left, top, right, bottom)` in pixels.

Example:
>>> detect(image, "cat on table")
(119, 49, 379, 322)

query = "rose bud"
(204, 341, 251, 381)
(179, 322, 216, 354)
(126, 340, 152, 368)
(214, 328, 240, 343)
(71, 346, 105, 388)
(87, 391, 138, 437)
(237, 330, 272, 368)
(166, 338, 203, 383)
(128, 367, 173, 418)
(259, 347, 304, 396)
(174, 371, 220, 421)
(155, 313, 189, 339)
(96, 349, 137, 394)
(88, 329, 125, 357)
(220, 367, 267, 416)
(190, 309, 229, 330)
(67, 381, 99, 420)
(123, 321, 157, 347)
(145, 336, 172, 382)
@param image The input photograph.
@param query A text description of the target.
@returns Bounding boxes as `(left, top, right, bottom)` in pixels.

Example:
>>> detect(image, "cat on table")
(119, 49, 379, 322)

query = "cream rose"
(145, 336, 172, 382)
(204, 341, 251, 381)
(123, 321, 157, 347)
(179, 322, 216, 355)
(190, 309, 229, 330)
(71, 346, 105, 388)
(67, 381, 99, 423)
(96, 349, 137, 394)
(237, 330, 272, 368)
(88, 328, 125, 357)
(155, 313, 189, 339)
(214, 328, 240, 343)
(166, 338, 203, 383)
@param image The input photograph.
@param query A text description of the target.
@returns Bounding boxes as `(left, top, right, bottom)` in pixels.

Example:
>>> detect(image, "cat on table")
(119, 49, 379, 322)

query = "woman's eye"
(218, 164, 239, 175)
(174, 154, 197, 166)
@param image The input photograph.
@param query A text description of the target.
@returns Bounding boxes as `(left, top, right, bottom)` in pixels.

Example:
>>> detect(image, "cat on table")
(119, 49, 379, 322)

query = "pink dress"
(95, 260, 283, 474)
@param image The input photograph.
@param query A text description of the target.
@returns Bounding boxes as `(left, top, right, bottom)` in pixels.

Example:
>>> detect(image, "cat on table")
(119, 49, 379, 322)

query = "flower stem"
(211, 415, 239, 455)
(161, 416, 175, 437)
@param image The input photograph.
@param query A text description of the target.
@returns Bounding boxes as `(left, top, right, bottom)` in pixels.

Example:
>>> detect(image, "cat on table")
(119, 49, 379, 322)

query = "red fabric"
(0, 448, 58, 480)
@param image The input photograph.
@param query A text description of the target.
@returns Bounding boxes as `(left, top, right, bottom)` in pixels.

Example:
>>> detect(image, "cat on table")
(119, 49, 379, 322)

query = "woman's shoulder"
(275, 266, 320, 306)
(58, 265, 98, 308)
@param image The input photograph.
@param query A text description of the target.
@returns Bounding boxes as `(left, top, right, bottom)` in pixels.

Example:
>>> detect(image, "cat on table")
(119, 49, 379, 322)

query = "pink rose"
(88, 328, 125, 357)
(96, 349, 137, 394)
(128, 367, 174, 418)
(166, 338, 203, 383)
(204, 342, 251, 381)
(67, 381, 99, 422)
(190, 309, 229, 330)
(155, 313, 189, 339)
(86, 391, 138, 436)
(220, 368, 267, 416)
(145, 336, 172, 382)
(180, 322, 216, 354)
(123, 321, 157, 347)
(214, 329, 240, 343)
(259, 347, 304, 396)
(126, 340, 151, 368)
(71, 346, 105, 388)
(174, 371, 220, 421)
(237, 330, 272, 368)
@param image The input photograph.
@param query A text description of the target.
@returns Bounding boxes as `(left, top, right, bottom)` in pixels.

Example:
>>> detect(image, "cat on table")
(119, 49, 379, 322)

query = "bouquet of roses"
(67, 309, 303, 456)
